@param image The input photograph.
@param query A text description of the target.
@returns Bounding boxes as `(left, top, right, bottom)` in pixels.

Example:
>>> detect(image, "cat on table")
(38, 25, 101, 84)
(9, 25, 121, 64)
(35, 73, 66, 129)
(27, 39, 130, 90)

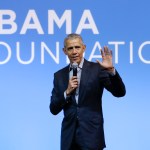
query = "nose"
(72, 47, 77, 53)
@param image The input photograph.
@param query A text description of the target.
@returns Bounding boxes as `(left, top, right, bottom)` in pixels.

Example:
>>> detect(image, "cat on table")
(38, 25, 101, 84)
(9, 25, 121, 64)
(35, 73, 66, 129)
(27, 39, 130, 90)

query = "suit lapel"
(62, 65, 70, 91)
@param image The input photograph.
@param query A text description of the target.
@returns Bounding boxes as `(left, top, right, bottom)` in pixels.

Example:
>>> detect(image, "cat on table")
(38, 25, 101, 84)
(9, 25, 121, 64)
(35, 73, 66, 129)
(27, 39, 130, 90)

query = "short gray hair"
(64, 33, 84, 47)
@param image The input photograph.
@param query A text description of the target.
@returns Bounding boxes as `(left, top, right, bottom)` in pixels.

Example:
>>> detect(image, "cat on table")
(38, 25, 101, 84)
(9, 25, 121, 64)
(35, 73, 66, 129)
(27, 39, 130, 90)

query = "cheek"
(79, 51, 84, 56)
(66, 53, 72, 59)
(64, 50, 70, 56)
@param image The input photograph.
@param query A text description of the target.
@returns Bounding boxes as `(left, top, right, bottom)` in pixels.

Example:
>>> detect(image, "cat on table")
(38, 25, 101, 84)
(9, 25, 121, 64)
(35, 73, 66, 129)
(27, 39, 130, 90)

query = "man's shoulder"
(54, 65, 69, 75)
(84, 59, 101, 68)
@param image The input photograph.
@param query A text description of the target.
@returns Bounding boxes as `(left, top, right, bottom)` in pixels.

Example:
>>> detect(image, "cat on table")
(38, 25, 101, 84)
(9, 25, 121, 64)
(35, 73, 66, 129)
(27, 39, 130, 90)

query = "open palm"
(96, 46, 113, 69)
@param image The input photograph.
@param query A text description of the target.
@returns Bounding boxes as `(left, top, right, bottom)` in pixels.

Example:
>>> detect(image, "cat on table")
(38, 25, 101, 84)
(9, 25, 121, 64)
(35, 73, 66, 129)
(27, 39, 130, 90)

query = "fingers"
(100, 49, 104, 58)
(100, 46, 112, 58)
(104, 46, 111, 54)
(103, 46, 107, 53)
(70, 76, 78, 89)
(66, 77, 78, 95)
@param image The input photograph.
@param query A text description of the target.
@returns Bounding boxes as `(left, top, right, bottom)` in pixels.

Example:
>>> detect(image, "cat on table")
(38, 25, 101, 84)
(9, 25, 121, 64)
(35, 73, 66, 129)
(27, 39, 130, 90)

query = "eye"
(66, 46, 81, 51)
(75, 46, 81, 49)
(67, 47, 73, 51)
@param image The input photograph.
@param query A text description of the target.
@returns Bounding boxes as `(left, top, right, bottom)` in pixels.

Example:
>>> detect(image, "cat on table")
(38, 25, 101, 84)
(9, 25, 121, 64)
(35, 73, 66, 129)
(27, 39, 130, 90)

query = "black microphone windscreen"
(72, 62, 78, 76)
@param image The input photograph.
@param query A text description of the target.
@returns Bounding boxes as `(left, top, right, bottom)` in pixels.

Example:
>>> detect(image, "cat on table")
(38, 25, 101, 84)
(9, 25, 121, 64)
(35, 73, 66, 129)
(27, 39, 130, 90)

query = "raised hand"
(96, 46, 114, 69)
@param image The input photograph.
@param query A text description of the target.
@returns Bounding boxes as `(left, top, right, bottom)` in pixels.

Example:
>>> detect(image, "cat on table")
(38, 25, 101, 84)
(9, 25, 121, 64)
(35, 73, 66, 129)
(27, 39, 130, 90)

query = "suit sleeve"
(101, 69, 126, 97)
(49, 74, 69, 115)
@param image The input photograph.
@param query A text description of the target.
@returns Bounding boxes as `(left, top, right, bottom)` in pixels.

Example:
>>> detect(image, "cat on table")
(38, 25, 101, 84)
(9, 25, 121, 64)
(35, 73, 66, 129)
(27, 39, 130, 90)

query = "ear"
(63, 48, 67, 55)
(82, 45, 86, 52)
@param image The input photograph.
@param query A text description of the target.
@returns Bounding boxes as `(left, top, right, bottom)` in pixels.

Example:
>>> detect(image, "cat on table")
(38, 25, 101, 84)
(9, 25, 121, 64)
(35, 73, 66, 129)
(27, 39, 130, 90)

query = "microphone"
(72, 62, 78, 76)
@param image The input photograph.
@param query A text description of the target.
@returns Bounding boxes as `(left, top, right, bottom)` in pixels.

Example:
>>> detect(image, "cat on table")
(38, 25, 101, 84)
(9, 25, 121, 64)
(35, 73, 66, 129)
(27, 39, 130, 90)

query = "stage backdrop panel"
(0, 0, 150, 150)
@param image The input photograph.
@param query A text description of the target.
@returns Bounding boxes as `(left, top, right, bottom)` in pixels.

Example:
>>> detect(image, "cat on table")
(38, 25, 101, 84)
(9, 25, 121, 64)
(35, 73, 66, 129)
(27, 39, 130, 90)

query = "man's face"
(63, 38, 86, 64)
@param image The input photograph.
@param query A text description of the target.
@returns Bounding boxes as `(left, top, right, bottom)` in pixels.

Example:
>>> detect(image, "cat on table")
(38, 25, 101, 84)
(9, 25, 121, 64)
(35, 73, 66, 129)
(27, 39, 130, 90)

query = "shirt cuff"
(110, 68, 116, 76)
(64, 91, 71, 100)
(106, 67, 116, 76)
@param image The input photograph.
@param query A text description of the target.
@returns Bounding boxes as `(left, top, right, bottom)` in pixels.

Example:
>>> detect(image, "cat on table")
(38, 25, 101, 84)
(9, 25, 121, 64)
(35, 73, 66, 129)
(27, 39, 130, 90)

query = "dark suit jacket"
(50, 59, 126, 150)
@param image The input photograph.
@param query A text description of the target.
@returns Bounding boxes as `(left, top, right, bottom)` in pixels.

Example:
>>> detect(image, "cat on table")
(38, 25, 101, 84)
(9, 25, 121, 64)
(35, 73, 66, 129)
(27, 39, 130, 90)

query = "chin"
(72, 60, 79, 64)
(70, 58, 81, 64)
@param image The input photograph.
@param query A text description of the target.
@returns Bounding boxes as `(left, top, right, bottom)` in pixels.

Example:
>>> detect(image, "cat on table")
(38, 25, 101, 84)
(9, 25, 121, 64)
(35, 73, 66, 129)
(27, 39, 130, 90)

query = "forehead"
(65, 38, 82, 47)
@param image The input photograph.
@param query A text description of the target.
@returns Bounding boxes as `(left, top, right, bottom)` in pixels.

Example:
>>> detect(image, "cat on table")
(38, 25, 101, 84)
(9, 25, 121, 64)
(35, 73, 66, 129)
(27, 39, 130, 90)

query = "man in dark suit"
(50, 33, 126, 150)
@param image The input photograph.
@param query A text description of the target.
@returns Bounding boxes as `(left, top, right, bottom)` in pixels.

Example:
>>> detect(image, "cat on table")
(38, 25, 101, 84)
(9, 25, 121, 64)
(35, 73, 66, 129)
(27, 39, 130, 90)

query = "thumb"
(96, 59, 102, 66)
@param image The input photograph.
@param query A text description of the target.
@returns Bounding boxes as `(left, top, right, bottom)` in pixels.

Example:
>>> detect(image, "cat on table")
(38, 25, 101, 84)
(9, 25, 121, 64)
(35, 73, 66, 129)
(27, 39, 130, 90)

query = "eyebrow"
(67, 46, 81, 50)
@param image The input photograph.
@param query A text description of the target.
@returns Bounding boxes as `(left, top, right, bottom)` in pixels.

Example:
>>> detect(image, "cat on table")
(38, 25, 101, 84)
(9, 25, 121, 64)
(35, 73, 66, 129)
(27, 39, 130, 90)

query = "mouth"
(71, 56, 79, 61)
